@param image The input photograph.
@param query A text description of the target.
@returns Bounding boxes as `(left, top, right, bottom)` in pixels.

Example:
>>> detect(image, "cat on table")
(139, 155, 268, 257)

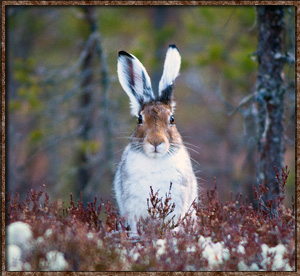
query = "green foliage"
(154, 25, 176, 46)
(14, 58, 36, 84)
(56, 8, 87, 46)
(180, 58, 189, 71)
(98, 7, 125, 35)
(29, 130, 44, 144)
(199, 7, 217, 24)
(20, 85, 43, 110)
(208, 44, 226, 64)
(14, 58, 44, 112)
(8, 100, 22, 111)
(184, 6, 257, 95)
(77, 140, 101, 155)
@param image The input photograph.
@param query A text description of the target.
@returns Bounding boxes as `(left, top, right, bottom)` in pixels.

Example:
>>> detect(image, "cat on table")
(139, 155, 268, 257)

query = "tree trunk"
(256, 6, 286, 201)
(151, 6, 168, 96)
(76, 6, 114, 201)
(94, 18, 114, 177)
(76, 7, 95, 199)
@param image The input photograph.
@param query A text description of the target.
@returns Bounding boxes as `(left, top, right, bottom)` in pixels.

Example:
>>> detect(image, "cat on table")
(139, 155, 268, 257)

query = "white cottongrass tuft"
(128, 242, 143, 262)
(44, 228, 53, 238)
(35, 236, 45, 245)
(237, 243, 246, 255)
(7, 244, 23, 271)
(261, 244, 292, 271)
(155, 239, 167, 258)
(86, 232, 95, 240)
(238, 260, 261, 271)
(40, 250, 69, 271)
(198, 236, 230, 269)
(6, 221, 33, 250)
(238, 243, 293, 271)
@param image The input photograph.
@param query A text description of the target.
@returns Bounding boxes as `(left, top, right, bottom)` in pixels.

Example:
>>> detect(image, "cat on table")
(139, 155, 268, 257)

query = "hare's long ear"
(158, 45, 181, 106)
(118, 51, 154, 116)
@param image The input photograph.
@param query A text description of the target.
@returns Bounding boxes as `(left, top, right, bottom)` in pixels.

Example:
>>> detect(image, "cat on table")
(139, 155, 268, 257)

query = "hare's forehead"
(142, 102, 172, 117)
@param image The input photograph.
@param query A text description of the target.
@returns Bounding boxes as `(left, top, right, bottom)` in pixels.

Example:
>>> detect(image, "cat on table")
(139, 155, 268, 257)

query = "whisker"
(169, 142, 180, 147)
(115, 136, 144, 141)
(114, 148, 127, 154)
(131, 137, 144, 141)
(170, 142, 199, 155)
(130, 141, 144, 153)
(182, 141, 201, 150)
(189, 156, 201, 167)
(167, 148, 177, 161)
(169, 144, 179, 152)
(116, 136, 133, 140)
(183, 146, 200, 155)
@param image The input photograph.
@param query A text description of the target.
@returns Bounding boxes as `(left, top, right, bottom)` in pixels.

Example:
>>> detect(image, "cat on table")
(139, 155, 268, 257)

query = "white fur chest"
(114, 145, 197, 225)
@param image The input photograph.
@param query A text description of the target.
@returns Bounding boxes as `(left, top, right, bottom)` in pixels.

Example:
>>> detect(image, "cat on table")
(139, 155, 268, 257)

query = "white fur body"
(115, 45, 199, 231)
(114, 144, 198, 228)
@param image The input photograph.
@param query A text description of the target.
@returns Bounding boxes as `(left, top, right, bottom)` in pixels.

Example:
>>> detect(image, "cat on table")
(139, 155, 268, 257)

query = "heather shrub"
(5, 167, 295, 271)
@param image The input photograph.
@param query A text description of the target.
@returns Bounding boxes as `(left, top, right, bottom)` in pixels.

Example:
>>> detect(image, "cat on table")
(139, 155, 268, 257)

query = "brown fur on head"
(117, 45, 182, 158)
(131, 101, 182, 158)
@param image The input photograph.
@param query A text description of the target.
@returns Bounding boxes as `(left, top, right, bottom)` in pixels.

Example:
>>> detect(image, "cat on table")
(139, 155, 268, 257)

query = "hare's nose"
(148, 139, 164, 151)
(150, 141, 162, 147)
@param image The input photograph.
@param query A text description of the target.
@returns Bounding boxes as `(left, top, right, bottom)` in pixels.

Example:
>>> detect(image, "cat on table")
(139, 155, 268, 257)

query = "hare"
(114, 45, 198, 231)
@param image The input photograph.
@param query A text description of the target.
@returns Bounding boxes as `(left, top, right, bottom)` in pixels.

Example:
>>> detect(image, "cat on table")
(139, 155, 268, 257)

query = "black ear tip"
(169, 44, 178, 49)
(118, 50, 133, 58)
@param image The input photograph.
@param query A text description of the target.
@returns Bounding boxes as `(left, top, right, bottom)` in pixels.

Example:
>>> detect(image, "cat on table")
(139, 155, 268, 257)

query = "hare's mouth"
(144, 142, 168, 158)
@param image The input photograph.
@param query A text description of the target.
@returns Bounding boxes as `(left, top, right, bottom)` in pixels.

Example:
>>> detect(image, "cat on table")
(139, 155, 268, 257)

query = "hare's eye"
(138, 114, 143, 124)
(169, 115, 175, 125)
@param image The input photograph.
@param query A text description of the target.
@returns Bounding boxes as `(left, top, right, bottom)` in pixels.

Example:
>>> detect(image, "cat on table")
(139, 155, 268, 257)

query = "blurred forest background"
(6, 5, 295, 206)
